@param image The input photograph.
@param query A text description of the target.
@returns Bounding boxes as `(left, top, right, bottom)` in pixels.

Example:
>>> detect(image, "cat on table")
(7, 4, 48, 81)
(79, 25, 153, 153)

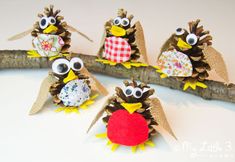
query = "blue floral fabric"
(58, 79, 91, 106)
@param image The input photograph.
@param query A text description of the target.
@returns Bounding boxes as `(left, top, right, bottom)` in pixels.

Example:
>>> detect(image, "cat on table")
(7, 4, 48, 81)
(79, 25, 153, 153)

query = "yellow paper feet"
(96, 133, 107, 138)
(27, 50, 41, 58)
(49, 53, 69, 60)
(121, 62, 148, 69)
(153, 66, 168, 79)
(54, 94, 98, 114)
(80, 94, 98, 109)
(95, 59, 117, 66)
(95, 58, 148, 69)
(55, 106, 79, 114)
(49, 54, 62, 61)
(131, 140, 155, 153)
(27, 50, 69, 60)
(183, 81, 208, 91)
(96, 132, 155, 152)
(96, 133, 120, 152)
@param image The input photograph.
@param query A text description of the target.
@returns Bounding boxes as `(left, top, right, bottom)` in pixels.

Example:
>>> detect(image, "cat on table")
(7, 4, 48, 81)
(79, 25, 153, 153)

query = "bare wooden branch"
(0, 50, 235, 104)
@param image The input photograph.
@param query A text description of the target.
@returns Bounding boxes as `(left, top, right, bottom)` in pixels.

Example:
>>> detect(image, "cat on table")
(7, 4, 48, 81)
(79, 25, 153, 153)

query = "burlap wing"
(87, 96, 115, 133)
(80, 67, 108, 96)
(149, 98, 177, 139)
(97, 28, 107, 57)
(159, 34, 175, 59)
(134, 21, 149, 64)
(29, 73, 57, 115)
(67, 24, 93, 42)
(8, 28, 33, 41)
(203, 46, 229, 83)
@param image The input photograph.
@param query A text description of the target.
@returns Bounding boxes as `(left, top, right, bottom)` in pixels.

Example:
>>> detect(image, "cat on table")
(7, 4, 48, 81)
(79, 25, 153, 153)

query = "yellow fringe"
(111, 143, 119, 151)
(96, 133, 107, 138)
(183, 81, 207, 91)
(27, 50, 41, 58)
(79, 94, 98, 109)
(54, 94, 98, 114)
(55, 107, 79, 114)
(96, 132, 155, 152)
(96, 58, 148, 69)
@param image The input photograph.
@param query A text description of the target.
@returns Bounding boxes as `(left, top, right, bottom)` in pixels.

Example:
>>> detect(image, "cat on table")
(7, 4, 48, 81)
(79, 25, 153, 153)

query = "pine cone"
(103, 9, 141, 61)
(31, 5, 71, 53)
(163, 19, 212, 83)
(102, 80, 157, 139)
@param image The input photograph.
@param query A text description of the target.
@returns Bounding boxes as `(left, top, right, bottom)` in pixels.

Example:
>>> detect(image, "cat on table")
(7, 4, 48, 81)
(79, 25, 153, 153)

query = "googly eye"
(113, 17, 122, 25)
(48, 16, 56, 25)
(133, 87, 143, 98)
(70, 57, 84, 71)
(175, 28, 185, 36)
(52, 58, 70, 75)
(39, 16, 49, 29)
(121, 18, 130, 27)
(186, 33, 198, 45)
(123, 86, 134, 97)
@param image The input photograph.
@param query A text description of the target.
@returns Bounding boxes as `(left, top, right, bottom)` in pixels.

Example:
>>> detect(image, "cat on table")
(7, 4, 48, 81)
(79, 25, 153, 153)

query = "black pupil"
(114, 19, 120, 24)
(125, 89, 132, 95)
(74, 62, 81, 70)
(123, 20, 128, 25)
(188, 38, 195, 45)
(41, 19, 46, 26)
(51, 18, 55, 24)
(176, 28, 182, 32)
(57, 63, 68, 73)
(135, 90, 142, 97)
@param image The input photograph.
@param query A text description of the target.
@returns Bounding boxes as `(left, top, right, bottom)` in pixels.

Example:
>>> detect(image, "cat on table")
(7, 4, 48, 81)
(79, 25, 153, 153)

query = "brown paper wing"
(97, 20, 113, 57)
(29, 74, 57, 115)
(80, 67, 108, 96)
(134, 21, 148, 64)
(203, 46, 229, 82)
(87, 96, 115, 133)
(67, 24, 93, 42)
(149, 98, 177, 139)
(97, 29, 107, 57)
(8, 28, 33, 41)
(159, 34, 175, 58)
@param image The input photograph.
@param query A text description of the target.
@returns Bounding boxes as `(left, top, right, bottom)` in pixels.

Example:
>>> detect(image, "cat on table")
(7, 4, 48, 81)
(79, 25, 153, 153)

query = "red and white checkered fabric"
(103, 36, 131, 63)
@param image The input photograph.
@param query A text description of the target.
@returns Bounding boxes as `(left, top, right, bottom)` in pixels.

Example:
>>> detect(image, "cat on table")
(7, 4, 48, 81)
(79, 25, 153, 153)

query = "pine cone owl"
(88, 80, 176, 152)
(8, 5, 92, 58)
(157, 19, 228, 90)
(29, 54, 108, 115)
(96, 9, 149, 69)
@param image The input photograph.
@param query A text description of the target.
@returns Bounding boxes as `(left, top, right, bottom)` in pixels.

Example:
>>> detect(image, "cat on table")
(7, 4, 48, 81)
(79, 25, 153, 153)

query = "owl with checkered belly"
(96, 9, 148, 68)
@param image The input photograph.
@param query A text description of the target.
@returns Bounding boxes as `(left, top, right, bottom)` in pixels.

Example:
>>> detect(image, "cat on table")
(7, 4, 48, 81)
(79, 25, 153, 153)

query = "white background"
(0, 0, 235, 162)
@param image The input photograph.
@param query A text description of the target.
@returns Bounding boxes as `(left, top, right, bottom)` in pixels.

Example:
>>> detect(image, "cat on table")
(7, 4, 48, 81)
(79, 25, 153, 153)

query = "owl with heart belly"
(96, 9, 149, 69)
(29, 55, 108, 115)
(156, 19, 228, 91)
(8, 5, 92, 58)
(88, 80, 176, 152)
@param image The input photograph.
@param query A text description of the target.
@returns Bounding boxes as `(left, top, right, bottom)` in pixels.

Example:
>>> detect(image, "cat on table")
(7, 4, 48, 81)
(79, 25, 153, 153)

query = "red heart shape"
(107, 109, 149, 146)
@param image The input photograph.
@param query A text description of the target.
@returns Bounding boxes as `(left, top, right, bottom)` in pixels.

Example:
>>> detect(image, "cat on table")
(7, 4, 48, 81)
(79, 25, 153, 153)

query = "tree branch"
(0, 50, 235, 104)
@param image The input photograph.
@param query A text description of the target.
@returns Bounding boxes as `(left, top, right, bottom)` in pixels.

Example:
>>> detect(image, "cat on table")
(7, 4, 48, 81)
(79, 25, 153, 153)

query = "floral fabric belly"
(58, 79, 91, 107)
(33, 34, 64, 57)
